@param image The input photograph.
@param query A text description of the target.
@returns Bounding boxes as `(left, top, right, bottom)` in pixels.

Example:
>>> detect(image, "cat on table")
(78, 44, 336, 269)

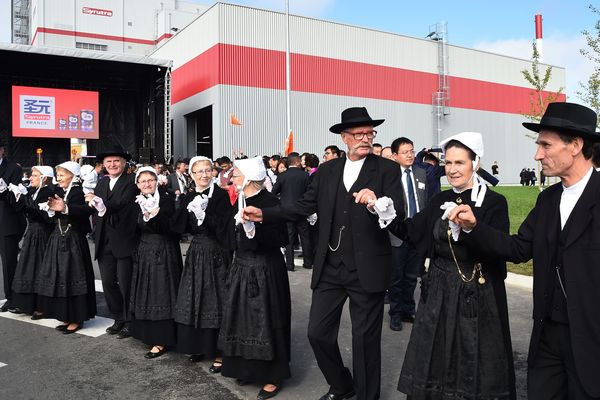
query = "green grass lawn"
(490, 185, 541, 276)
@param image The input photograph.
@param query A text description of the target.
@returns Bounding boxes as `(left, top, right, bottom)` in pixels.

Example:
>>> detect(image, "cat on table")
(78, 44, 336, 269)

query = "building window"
(128, 21, 133, 26)
(75, 42, 108, 51)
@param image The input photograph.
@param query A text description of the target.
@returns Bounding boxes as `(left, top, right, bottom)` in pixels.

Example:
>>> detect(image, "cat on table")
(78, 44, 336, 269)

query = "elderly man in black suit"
(85, 145, 138, 338)
(271, 153, 313, 271)
(0, 139, 26, 312)
(243, 107, 405, 400)
(450, 102, 600, 400)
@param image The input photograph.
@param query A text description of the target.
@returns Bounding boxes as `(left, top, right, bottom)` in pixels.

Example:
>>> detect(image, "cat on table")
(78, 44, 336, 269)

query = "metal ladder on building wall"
(164, 69, 172, 163)
(428, 22, 450, 145)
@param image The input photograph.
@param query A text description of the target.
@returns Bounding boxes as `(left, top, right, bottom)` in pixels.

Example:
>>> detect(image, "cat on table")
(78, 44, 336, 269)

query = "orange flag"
(284, 131, 294, 155)
(230, 114, 242, 126)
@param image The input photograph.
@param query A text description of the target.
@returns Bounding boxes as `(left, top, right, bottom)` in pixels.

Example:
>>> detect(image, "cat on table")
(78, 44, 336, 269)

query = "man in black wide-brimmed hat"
(0, 138, 26, 312)
(84, 145, 138, 338)
(242, 107, 406, 400)
(450, 102, 600, 400)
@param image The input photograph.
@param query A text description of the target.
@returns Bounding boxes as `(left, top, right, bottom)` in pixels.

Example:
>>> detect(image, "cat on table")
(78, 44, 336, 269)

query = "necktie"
(405, 168, 417, 218)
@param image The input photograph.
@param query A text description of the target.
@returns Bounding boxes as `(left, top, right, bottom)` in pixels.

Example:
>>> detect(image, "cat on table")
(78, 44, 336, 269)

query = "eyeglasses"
(397, 150, 415, 156)
(192, 169, 212, 175)
(343, 130, 377, 140)
(138, 179, 157, 185)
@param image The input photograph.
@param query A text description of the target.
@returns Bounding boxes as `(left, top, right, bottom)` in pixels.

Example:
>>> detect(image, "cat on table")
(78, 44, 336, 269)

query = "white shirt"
(109, 173, 122, 191)
(560, 167, 593, 229)
(343, 157, 366, 191)
(176, 172, 186, 192)
(400, 165, 421, 214)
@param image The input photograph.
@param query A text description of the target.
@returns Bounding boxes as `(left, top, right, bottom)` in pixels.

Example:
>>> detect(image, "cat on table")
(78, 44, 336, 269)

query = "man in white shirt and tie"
(168, 159, 189, 209)
(388, 137, 427, 331)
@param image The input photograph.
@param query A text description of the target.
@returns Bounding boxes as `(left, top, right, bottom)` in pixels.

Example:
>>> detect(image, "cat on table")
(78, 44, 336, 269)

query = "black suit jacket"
(271, 167, 309, 206)
(0, 158, 26, 236)
(91, 174, 139, 259)
(263, 154, 405, 292)
(464, 169, 600, 397)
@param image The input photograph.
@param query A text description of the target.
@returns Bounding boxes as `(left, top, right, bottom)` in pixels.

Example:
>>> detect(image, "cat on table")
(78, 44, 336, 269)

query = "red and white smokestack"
(535, 14, 543, 62)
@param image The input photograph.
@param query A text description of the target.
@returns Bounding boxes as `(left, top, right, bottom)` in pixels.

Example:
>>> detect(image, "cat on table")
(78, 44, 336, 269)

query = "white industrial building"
(10, 1, 566, 182)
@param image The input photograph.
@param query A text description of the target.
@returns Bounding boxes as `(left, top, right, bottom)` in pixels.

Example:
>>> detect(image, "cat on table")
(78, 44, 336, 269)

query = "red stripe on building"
(33, 27, 172, 46)
(172, 43, 565, 114)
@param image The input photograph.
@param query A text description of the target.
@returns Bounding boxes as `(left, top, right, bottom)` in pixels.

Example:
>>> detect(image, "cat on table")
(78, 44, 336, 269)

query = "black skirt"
(34, 225, 96, 322)
(130, 233, 182, 321)
(176, 324, 220, 357)
(12, 223, 53, 314)
(218, 251, 291, 383)
(131, 318, 177, 347)
(397, 257, 513, 399)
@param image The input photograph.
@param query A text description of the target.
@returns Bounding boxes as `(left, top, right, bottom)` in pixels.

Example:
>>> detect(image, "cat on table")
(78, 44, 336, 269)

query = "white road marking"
(0, 299, 111, 337)
(0, 362, 7, 368)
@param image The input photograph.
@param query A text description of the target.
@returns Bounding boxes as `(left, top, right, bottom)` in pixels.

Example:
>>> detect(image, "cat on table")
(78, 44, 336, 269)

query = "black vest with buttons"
(547, 218, 570, 324)
(325, 177, 357, 270)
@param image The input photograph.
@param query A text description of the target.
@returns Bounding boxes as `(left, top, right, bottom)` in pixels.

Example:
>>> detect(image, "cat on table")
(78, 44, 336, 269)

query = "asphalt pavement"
(0, 242, 533, 399)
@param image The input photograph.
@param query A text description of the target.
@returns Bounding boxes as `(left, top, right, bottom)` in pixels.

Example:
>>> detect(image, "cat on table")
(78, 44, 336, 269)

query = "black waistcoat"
(325, 177, 356, 270)
(548, 218, 570, 324)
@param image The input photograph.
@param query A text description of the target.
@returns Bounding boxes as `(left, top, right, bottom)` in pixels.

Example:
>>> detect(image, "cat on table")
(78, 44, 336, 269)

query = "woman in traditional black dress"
(172, 156, 233, 367)
(36, 161, 96, 334)
(8, 166, 55, 318)
(129, 166, 182, 359)
(397, 132, 516, 399)
(218, 157, 291, 400)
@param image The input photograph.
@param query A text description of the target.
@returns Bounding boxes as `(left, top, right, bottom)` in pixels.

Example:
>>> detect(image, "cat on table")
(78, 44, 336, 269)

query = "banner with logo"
(12, 86, 99, 139)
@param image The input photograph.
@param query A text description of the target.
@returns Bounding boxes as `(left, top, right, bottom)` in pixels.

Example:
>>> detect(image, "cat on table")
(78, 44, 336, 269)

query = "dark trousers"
(308, 263, 385, 400)
(285, 220, 313, 269)
(388, 242, 419, 320)
(0, 233, 23, 302)
(98, 252, 133, 323)
(528, 320, 599, 400)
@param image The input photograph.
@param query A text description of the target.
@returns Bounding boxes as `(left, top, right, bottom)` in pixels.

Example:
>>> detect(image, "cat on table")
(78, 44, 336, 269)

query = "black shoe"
(9, 307, 23, 314)
(257, 384, 281, 400)
(31, 312, 44, 320)
(63, 323, 83, 335)
(116, 326, 132, 339)
(287, 267, 295, 272)
(105, 321, 125, 335)
(0, 302, 14, 312)
(208, 361, 222, 373)
(390, 318, 403, 331)
(401, 315, 416, 324)
(188, 354, 203, 362)
(144, 347, 166, 359)
(318, 390, 356, 400)
(55, 323, 69, 331)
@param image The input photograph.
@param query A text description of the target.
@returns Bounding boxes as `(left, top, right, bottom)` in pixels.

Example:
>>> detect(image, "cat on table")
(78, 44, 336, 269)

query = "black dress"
(219, 189, 292, 384)
(35, 185, 97, 323)
(10, 185, 55, 314)
(172, 184, 233, 357)
(130, 190, 182, 347)
(397, 188, 516, 400)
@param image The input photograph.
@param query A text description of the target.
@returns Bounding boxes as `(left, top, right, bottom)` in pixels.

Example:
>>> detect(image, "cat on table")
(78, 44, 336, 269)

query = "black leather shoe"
(105, 321, 125, 335)
(9, 307, 23, 314)
(55, 323, 69, 331)
(144, 347, 166, 359)
(31, 312, 44, 320)
(63, 323, 83, 335)
(257, 384, 281, 400)
(286, 267, 295, 272)
(390, 318, 403, 331)
(208, 361, 222, 373)
(401, 315, 416, 324)
(318, 390, 356, 400)
(116, 326, 132, 339)
(0, 302, 13, 312)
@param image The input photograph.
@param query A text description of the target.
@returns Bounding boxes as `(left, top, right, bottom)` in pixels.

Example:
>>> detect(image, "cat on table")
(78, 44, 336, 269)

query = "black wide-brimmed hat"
(329, 107, 385, 134)
(96, 144, 132, 161)
(523, 102, 600, 142)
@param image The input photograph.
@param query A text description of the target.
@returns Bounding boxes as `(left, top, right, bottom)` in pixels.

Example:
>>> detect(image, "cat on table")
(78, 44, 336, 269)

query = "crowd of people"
(0, 101, 599, 400)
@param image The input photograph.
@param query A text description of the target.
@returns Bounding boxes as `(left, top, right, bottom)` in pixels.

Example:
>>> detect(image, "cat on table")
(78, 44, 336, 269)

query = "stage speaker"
(139, 147, 153, 164)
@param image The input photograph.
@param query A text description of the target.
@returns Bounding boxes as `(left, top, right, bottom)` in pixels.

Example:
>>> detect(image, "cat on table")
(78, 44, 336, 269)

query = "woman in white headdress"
(396, 133, 515, 399)
(7, 166, 55, 318)
(129, 166, 182, 359)
(171, 156, 233, 367)
(218, 157, 291, 400)
(35, 161, 97, 334)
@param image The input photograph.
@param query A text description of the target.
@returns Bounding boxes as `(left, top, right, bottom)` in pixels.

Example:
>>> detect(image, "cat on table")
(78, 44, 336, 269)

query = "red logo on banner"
(82, 7, 113, 17)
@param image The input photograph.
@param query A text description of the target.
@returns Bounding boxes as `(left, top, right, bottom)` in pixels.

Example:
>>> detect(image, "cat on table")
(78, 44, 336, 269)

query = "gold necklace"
(447, 228, 485, 284)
